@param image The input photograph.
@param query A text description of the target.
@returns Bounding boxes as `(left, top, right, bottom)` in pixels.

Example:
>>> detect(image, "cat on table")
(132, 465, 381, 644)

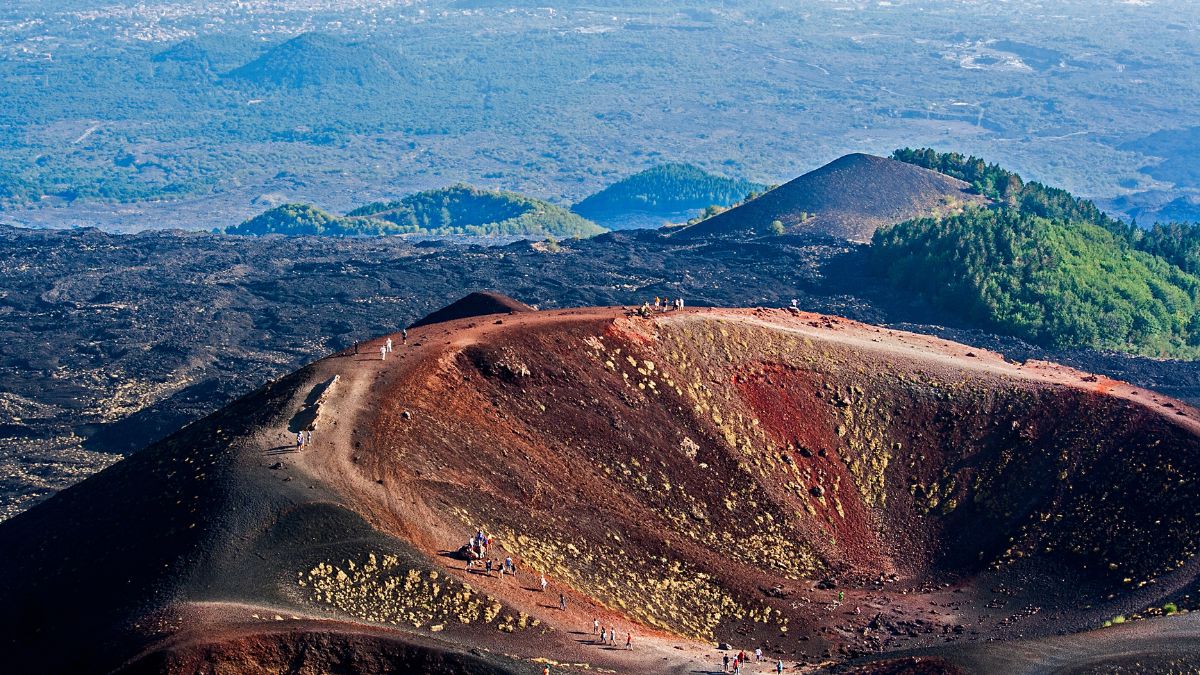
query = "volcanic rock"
(408, 292, 534, 329)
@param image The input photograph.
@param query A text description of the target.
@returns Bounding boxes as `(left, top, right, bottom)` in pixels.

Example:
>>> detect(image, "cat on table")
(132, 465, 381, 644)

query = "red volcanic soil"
(4, 301, 1200, 674)
(408, 291, 534, 329)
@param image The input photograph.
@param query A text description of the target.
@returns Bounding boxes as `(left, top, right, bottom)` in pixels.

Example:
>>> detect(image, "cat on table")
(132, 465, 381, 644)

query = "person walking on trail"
(485, 559, 493, 575)
(380, 345, 387, 360)
(776, 659, 785, 673)
(402, 328, 408, 344)
(625, 632, 632, 650)
(755, 648, 763, 662)
(386, 337, 393, 353)
(559, 593, 566, 611)
(540, 575, 548, 592)
(723, 654, 730, 672)
(305, 430, 312, 446)
(296, 431, 304, 451)
(593, 618, 600, 635)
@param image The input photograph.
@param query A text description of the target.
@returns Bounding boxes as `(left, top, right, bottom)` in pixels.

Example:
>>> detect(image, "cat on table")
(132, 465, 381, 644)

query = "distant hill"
(409, 291, 534, 329)
(152, 39, 217, 81)
(152, 39, 213, 67)
(673, 153, 984, 242)
(225, 203, 397, 237)
(228, 188, 606, 239)
(571, 163, 765, 227)
(227, 32, 410, 88)
(349, 185, 606, 238)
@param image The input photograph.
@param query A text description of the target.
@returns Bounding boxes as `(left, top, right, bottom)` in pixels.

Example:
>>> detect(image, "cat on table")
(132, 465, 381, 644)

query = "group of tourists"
(638, 296, 685, 317)
(357, 328, 407, 360)
(591, 618, 632, 650)
(723, 649, 784, 673)
(464, 529, 520, 579)
(294, 429, 312, 451)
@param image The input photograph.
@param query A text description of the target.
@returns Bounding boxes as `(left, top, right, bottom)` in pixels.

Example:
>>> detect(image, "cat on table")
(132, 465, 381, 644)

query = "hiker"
(380, 345, 387, 360)
(305, 430, 312, 446)
(386, 337, 393, 353)
(353, 341, 359, 355)
(776, 659, 784, 673)
(755, 647, 763, 661)
(734, 660, 742, 675)
(625, 632, 632, 650)
(485, 559, 493, 575)
(608, 626, 616, 645)
(402, 328, 408, 343)
(791, 298, 799, 309)
(723, 654, 730, 672)
(559, 592, 566, 610)
(540, 575, 548, 592)
(738, 650, 747, 664)
(593, 618, 600, 635)
(296, 431, 304, 451)
(505, 556, 514, 574)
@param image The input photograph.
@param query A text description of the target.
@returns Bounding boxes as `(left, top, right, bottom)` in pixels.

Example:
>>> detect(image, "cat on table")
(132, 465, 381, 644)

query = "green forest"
(225, 203, 399, 236)
(228, 185, 606, 239)
(878, 149, 1200, 357)
(349, 185, 604, 238)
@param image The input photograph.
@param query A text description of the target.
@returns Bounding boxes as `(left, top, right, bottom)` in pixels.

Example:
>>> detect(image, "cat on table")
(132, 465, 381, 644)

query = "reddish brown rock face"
(5, 305, 1200, 674)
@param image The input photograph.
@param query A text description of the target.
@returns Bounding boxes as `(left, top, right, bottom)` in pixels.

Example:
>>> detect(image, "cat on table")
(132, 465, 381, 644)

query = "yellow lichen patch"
(486, 523, 743, 641)
(301, 553, 528, 632)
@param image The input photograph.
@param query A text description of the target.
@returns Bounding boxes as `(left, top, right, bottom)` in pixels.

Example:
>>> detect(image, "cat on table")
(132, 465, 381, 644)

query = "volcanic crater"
(4, 298, 1200, 674)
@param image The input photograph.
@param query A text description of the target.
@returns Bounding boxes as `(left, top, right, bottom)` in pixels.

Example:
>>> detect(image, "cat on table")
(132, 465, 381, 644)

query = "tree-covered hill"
(227, 33, 414, 89)
(224, 203, 398, 236)
(877, 149, 1200, 358)
(349, 184, 606, 238)
(571, 163, 765, 225)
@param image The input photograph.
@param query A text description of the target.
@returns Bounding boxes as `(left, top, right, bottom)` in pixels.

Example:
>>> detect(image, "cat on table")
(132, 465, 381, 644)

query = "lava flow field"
(3, 298, 1200, 674)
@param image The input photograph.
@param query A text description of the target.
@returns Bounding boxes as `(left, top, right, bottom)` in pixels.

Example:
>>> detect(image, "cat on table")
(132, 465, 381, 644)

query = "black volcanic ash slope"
(674, 153, 984, 242)
(408, 291, 534, 329)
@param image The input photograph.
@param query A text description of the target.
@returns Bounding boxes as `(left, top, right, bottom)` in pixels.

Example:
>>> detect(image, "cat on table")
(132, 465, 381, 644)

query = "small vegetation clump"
(301, 552, 530, 632)
(481, 520, 765, 642)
